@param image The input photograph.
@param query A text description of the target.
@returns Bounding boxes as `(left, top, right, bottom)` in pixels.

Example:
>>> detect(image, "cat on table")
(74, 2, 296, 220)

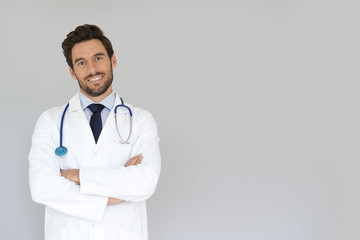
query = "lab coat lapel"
(96, 94, 123, 146)
(68, 93, 96, 145)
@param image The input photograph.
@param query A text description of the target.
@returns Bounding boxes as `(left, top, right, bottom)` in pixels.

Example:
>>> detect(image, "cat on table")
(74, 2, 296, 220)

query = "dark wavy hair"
(62, 24, 114, 69)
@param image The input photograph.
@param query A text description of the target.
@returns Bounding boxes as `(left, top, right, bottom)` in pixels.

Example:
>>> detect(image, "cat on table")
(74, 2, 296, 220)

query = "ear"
(69, 67, 77, 80)
(111, 54, 117, 69)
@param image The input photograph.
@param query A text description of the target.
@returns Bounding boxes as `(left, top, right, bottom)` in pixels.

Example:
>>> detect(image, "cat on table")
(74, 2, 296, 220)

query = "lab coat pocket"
(45, 228, 68, 240)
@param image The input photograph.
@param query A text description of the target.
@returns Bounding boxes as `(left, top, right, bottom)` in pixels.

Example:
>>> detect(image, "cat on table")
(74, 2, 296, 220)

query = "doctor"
(29, 24, 161, 240)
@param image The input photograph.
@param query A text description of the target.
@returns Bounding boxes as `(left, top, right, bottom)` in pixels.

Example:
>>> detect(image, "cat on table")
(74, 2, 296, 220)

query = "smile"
(87, 75, 103, 82)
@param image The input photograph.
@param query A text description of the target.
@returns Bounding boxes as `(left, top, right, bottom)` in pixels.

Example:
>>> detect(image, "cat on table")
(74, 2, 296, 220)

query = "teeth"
(89, 76, 102, 82)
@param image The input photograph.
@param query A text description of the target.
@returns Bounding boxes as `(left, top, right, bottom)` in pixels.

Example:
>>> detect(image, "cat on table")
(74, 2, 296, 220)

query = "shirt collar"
(79, 91, 116, 111)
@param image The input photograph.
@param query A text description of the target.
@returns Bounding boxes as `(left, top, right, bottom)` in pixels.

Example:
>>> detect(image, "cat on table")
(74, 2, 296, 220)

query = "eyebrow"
(74, 57, 85, 64)
(74, 53, 106, 64)
(94, 53, 106, 57)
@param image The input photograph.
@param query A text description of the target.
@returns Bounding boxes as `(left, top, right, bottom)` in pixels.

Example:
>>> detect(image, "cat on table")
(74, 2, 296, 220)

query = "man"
(29, 24, 161, 240)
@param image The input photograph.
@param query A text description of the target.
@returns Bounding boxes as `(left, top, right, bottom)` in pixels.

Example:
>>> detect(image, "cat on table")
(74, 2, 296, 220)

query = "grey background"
(1, 0, 359, 239)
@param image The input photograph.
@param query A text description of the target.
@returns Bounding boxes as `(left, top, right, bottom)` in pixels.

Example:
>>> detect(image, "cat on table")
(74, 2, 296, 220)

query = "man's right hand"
(107, 153, 144, 206)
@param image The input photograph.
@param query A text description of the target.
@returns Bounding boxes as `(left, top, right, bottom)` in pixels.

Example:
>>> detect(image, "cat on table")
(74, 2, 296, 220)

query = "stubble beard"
(76, 67, 114, 97)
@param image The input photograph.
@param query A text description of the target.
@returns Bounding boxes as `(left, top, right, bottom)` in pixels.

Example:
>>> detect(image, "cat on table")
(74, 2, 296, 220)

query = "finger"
(128, 154, 140, 164)
(131, 154, 143, 165)
(125, 159, 135, 167)
(134, 155, 144, 165)
(133, 153, 143, 165)
(125, 154, 142, 167)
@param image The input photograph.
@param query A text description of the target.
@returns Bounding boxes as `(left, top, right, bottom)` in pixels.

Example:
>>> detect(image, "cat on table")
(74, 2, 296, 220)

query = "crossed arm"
(60, 153, 144, 206)
(30, 110, 160, 222)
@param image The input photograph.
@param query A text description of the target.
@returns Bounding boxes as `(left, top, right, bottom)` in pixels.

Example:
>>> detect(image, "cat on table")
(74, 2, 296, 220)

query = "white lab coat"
(29, 93, 161, 240)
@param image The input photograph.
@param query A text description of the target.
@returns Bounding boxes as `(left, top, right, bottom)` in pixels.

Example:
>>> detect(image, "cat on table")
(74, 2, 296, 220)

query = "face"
(69, 39, 117, 100)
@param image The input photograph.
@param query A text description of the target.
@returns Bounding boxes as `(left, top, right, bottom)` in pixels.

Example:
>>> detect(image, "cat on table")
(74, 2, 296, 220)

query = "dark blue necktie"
(88, 104, 105, 143)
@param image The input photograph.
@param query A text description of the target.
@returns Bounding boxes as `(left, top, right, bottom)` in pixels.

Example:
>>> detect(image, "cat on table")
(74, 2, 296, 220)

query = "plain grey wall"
(1, 0, 359, 239)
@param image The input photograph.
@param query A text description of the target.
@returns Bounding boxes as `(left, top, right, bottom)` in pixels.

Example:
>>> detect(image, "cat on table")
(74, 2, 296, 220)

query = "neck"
(80, 87, 113, 103)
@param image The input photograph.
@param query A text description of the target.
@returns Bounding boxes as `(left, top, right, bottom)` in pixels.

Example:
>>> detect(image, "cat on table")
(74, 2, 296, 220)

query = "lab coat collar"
(68, 92, 82, 112)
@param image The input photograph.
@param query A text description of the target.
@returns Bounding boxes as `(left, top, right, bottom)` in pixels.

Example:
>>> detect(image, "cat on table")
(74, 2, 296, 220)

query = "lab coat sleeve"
(79, 110, 161, 202)
(29, 111, 108, 223)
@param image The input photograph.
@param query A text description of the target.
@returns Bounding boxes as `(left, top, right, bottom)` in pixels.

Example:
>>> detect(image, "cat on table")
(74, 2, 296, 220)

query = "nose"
(86, 61, 97, 75)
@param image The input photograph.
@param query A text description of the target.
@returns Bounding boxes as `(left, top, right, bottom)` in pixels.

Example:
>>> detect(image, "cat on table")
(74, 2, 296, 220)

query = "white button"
(92, 223, 95, 228)
(94, 152, 98, 156)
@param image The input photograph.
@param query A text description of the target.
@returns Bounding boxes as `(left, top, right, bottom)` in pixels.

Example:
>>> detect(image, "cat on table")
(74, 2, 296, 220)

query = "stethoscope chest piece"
(55, 146, 68, 156)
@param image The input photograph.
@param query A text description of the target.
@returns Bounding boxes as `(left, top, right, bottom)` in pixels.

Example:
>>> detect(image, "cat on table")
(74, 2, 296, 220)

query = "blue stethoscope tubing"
(55, 103, 70, 156)
(55, 97, 133, 156)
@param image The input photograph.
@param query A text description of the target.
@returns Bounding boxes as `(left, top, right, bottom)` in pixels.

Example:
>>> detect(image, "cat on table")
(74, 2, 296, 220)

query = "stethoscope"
(55, 97, 133, 156)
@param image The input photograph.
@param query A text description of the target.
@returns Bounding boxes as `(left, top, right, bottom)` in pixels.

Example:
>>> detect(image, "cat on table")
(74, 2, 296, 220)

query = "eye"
(95, 56, 103, 61)
(77, 61, 85, 67)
